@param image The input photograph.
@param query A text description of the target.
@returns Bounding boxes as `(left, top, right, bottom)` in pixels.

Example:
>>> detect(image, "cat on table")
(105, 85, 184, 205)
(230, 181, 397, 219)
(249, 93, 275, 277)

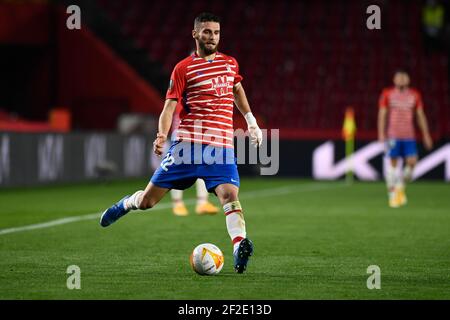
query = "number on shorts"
(160, 153, 175, 172)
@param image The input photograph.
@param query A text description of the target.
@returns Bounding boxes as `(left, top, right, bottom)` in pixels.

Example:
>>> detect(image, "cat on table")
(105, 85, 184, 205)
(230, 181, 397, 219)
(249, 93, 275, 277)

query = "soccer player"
(378, 70, 433, 208)
(100, 12, 263, 273)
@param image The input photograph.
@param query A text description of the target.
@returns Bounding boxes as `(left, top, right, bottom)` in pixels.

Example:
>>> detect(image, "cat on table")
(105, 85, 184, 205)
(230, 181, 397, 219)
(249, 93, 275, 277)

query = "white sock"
(403, 165, 413, 183)
(171, 189, 183, 205)
(394, 165, 405, 191)
(396, 179, 404, 191)
(386, 164, 397, 197)
(196, 179, 208, 205)
(124, 190, 144, 210)
(223, 201, 246, 253)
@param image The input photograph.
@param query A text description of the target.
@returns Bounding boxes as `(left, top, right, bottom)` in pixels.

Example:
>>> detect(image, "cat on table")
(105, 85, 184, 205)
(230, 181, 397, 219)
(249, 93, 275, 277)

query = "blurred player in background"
(378, 70, 433, 208)
(100, 12, 263, 273)
(167, 103, 219, 216)
(171, 180, 219, 216)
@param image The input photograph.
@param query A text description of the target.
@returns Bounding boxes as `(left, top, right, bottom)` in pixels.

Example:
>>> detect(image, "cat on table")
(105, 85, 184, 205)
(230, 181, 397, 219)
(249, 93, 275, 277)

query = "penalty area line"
(0, 182, 344, 236)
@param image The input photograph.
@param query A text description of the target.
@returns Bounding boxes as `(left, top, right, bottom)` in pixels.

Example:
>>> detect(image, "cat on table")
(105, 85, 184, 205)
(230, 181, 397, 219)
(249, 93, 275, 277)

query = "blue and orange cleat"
(100, 195, 130, 227)
(234, 238, 254, 273)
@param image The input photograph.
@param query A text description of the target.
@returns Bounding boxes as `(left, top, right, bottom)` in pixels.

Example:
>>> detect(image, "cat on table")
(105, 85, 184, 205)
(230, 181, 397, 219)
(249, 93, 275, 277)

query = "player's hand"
(153, 133, 167, 157)
(248, 125, 263, 147)
(378, 133, 386, 143)
(423, 133, 433, 151)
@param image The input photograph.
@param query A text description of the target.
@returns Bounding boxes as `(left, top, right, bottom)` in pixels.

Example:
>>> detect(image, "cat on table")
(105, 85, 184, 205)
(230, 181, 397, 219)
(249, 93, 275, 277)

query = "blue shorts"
(150, 141, 240, 193)
(387, 139, 418, 158)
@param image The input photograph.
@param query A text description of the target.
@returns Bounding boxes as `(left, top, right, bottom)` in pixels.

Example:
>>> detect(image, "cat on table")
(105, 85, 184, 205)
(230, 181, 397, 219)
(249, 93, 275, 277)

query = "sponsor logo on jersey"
(211, 76, 230, 96)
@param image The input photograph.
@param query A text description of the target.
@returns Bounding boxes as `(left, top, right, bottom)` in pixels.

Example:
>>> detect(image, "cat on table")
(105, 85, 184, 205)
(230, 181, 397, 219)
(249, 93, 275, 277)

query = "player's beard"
(199, 40, 218, 55)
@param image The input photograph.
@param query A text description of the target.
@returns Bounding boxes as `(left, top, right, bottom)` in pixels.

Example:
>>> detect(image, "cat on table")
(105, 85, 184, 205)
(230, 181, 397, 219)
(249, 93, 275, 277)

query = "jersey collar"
(192, 51, 219, 62)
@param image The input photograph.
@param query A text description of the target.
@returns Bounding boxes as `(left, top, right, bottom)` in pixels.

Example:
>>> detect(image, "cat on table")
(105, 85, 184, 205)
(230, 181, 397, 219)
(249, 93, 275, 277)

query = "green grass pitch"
(0, 178, 449, 299)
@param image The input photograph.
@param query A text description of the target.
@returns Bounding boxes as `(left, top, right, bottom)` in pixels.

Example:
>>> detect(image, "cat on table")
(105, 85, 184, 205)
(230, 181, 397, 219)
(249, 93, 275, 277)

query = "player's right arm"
(378, 108, 387, 142)
(153, 61, 187, 156)
(153, 99, 177, 156)
(377, 90, 388, 142)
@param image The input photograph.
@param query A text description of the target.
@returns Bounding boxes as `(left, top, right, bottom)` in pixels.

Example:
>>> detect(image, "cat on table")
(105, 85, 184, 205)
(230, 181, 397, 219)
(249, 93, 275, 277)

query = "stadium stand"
(97, 0, 450, 139)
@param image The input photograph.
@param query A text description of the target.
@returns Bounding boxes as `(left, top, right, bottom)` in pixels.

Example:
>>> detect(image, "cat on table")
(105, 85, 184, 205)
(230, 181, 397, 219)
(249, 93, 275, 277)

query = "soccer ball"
(190, 243, 224, 275)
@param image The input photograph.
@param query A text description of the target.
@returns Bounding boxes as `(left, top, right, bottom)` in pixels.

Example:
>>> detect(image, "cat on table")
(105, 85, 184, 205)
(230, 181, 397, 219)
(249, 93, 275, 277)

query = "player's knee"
(390, 159, 398, 167)
(219, 190, 239, 205)
(406, 158, 417, 167)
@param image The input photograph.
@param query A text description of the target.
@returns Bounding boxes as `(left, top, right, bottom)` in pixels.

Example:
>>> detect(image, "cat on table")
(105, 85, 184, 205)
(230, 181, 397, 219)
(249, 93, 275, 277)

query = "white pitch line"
(0, 182, 342, 236)
(0, 202, 173, 236)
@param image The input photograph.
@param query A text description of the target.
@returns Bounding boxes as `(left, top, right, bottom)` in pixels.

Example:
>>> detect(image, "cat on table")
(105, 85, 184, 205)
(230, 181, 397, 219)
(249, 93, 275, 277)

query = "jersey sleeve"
(230, 56, 243, 86)
(378, 89, 389, 109)
(415, 90, 424, 109)
(166, 63, 186, 101)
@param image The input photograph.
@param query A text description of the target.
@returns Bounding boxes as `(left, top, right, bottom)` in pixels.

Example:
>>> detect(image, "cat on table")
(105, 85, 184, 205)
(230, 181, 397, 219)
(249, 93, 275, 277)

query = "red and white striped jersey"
(166, 51, 243, 148)
(378, 87, 424, 139)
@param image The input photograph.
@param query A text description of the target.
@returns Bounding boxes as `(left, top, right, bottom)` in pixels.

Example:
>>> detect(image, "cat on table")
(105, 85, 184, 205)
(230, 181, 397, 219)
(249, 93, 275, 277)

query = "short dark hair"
(394, 68, 409, 75)
(194, 12, 221, 29)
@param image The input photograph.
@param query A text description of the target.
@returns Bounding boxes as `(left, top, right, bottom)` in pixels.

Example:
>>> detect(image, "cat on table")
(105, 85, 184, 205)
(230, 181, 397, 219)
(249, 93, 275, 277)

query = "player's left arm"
(414, 91, 433, 150)
(416, 108, 433, 150)
(233, 83, 263, 147)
